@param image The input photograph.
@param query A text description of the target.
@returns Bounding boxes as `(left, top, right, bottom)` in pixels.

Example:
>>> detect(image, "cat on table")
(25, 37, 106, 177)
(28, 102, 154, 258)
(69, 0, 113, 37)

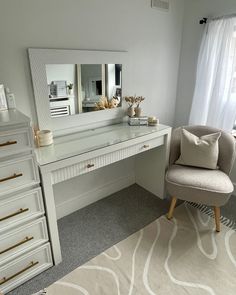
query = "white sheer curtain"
(189, 17, 236, 131)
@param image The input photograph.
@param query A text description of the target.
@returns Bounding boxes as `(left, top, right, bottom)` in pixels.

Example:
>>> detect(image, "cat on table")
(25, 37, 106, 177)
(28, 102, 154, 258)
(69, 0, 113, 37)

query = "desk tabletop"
(35, 123, 171, 166)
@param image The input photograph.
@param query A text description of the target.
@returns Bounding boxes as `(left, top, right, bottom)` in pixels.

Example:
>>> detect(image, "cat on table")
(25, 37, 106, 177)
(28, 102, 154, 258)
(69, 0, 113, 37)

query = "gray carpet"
(7, 184, 173, 295)
(7, 184, 236, 295)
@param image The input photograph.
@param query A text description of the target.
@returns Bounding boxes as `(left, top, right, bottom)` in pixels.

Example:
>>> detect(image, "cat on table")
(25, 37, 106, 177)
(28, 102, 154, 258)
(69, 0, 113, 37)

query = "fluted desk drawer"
(0, 188, 44, 233)
(0, 155, 39, 196)
(52, 136, 164, 184)
(0, 217, 48, 266)
(0, 243, 52, 294)
(0, 128, 32, 158)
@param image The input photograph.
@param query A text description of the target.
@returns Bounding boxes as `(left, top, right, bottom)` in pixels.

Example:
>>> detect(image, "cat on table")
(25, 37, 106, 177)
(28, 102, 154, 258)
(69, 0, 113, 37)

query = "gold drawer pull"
(0, 140, 17, 147)
(0, 236, 34, 255)
(0, 208, 29, 222)
(143, 145, 150, 148)
(0, 173, 23, 183)
(87, 164, 95, 168)
(0, 261, 39, 285)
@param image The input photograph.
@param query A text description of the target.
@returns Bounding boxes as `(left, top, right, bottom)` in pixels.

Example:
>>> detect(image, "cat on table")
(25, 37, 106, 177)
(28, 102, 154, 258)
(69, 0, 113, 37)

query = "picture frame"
(0, 84, 8, 111)
(54, 80, 67, 97)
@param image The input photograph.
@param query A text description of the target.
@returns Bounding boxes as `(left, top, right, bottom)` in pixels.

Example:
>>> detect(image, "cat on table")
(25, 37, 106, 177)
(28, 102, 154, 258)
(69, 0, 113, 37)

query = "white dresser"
(0, 110, 52, 294)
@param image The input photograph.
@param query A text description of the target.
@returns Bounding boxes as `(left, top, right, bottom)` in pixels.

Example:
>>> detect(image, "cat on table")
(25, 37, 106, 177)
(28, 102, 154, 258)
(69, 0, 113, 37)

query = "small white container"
(37, 130, 53, 147)
(148, 117, 159, 126)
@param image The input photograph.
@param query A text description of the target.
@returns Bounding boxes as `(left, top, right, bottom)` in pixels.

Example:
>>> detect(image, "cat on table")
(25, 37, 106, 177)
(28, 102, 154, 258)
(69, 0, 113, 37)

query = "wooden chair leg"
(214, 206, 221, 232)
(167, 197, 177, 220)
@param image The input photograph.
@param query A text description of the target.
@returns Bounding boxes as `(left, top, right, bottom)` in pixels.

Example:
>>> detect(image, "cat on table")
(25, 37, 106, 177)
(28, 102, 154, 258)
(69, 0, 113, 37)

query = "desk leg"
(40, 171, 62, 265)
(135, 132, 171, 199)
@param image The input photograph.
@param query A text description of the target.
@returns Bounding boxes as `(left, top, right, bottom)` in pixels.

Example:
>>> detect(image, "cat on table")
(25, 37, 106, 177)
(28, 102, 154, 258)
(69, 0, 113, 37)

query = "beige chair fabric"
(166, 126, 236, 207)
(166, 165, 233, 206)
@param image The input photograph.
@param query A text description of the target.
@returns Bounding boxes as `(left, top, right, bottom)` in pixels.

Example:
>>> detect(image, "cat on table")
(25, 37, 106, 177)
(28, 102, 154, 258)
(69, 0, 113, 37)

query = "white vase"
(68, 89, 73, 95)
(135, 107, 142, 117)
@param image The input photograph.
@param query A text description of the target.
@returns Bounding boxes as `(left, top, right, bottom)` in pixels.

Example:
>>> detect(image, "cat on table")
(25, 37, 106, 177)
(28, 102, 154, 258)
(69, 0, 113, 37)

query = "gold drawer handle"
(0, 236, 34, 255)
(143, 145, 150, 148)
(0, 140, 17, 147)
(0, 173, 23, 183)
(0, 208, 29, 222)
(87, 164, 95, 168)
(0, 261, 39, 285)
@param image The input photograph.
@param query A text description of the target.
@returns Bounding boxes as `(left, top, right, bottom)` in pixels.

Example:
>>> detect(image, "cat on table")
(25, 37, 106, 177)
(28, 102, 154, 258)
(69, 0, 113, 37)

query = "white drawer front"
(0, 243, 52, 294)
(0, 188, 44, 233)
(0, 128, 32, 158)
(136, 137, 164, 153)
(0, 217, 48, 266)
(0, 156, 39, 196)
(52, 136, 164, 184)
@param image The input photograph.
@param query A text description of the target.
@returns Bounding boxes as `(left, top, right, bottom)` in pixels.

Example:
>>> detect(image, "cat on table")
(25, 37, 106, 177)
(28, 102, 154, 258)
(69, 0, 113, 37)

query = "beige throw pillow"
(176, 129, 221, 169)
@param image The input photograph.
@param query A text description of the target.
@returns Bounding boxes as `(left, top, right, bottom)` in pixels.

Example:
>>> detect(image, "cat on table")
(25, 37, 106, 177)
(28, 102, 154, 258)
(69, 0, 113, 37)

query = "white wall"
(175, 0, 236, 186)
(0, 0, 185, 127)
(46, 64, 76, 86)
(0, 0, 185, 217)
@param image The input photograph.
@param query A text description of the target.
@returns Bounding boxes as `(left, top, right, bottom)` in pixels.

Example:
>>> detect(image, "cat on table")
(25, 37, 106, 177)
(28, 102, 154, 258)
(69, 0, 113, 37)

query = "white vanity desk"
(35, 123, 171, 265)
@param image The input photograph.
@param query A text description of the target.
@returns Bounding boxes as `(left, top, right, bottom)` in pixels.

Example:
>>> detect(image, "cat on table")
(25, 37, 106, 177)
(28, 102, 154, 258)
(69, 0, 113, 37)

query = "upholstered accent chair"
(166, 126, 236, 232)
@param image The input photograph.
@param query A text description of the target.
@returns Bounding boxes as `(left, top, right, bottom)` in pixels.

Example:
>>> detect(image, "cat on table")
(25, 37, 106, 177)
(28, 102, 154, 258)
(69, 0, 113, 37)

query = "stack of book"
(128, 116, 148, 126)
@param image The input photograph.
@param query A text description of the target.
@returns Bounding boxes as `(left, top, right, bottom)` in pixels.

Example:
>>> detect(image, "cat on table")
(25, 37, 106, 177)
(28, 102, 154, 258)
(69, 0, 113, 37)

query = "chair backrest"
(169, 125, 236, 175)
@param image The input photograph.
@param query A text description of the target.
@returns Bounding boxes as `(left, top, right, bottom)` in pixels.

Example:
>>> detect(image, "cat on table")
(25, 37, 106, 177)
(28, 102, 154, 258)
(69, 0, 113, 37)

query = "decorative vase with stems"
(124, 95, 145, 117)
(134, 96, 145, 117)
(124, 96, 136, 117)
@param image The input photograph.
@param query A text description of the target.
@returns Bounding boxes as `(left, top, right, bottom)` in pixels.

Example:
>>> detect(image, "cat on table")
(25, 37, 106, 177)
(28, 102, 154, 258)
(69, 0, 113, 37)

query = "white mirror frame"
(28, 48, 128, 136)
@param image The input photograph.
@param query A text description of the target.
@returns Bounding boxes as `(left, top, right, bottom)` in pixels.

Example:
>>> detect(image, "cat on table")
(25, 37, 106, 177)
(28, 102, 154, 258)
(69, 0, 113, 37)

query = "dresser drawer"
(0, 188, 44, 233)
(0, 217, 48, 266)
(0, 243, 52, 294)
(0, 155, 39, 196)
(0, 128, 32, 158)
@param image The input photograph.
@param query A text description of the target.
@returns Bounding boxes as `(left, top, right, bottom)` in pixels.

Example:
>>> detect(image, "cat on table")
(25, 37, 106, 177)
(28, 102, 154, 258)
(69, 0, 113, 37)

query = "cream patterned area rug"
(36, 203, 236, 295)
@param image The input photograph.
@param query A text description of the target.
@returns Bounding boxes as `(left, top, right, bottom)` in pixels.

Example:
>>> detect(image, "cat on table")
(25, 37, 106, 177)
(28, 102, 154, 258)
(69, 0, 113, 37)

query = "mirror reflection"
(46, 64, 122, 118)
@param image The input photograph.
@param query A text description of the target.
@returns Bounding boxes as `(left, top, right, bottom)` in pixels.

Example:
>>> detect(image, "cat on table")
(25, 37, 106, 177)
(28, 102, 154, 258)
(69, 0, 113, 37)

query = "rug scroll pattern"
(36, 203, 236, 295)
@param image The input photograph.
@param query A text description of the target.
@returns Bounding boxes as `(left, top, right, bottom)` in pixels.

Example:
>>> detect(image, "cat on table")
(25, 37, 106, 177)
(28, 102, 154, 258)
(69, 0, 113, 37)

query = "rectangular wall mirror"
(28, 49, 127, 135)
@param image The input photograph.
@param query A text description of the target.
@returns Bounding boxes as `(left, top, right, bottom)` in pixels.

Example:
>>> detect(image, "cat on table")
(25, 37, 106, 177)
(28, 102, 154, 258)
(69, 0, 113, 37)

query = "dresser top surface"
(35, 123, 171, 166)
(0, 109, 30, 127)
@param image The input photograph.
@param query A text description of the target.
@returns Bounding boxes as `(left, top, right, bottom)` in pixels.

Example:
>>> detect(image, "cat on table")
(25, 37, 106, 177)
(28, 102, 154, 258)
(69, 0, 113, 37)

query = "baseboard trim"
(56, 174, 135, 219)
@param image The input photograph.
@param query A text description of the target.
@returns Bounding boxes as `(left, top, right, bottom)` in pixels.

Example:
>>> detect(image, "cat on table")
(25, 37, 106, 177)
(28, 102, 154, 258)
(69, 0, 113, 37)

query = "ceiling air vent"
(151, 0, 170, 11)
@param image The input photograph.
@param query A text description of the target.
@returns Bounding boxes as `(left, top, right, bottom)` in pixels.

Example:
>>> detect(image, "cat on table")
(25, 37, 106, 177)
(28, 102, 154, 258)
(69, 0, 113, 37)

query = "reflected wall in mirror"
(46, 64, 122, 118)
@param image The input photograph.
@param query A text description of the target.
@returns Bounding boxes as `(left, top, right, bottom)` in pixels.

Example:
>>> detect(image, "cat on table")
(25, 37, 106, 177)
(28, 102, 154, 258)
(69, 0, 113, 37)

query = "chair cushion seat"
(166, 165, 234, 206)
